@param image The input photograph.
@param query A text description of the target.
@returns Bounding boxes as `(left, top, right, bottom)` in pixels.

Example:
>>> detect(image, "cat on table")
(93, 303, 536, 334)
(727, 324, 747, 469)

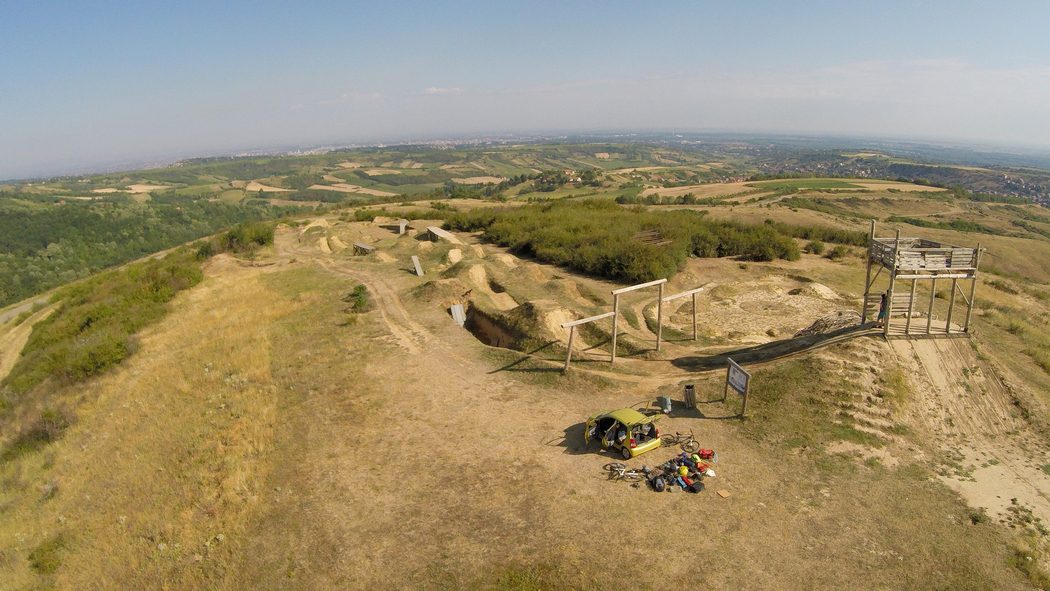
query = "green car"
(584, 408, 662, 460)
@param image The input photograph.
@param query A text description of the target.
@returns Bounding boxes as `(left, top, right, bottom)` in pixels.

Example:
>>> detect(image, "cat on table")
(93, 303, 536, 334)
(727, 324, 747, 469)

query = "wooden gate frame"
(561, 311, 616, 371)
(610, 278, 667, 362)
(659, 286, 706, 343)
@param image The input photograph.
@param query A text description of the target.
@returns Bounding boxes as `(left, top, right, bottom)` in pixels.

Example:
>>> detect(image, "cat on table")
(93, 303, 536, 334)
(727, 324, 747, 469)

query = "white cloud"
(423, 86, 462, 95)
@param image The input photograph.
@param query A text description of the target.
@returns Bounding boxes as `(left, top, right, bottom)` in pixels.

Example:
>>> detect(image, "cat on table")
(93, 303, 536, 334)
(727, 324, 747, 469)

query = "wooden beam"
(611, 278, 667, 295)
(946, 278, 958, 334)
(894, 273, 973, 280)
(885, 228, 901, 338)
(692, 292, 698, 341)
(610, 294, 619, 363)
(926, 277, 937, 334)
(656, 282, 664, 352)
(662, 286, 707, 302)
(964, 243, 982, 333)
(560, 311, 616, 328)
(954, 281, 971, 307)
(906, 279, 916, 334)
(563, 326, 575, 371)
(862, 219, 876, 323)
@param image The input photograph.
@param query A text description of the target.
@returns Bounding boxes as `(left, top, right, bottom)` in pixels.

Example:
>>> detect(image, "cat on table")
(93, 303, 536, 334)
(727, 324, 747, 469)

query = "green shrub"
(28, 534, 66, 574)
(220, 221, 275, 253)
(825, 245, 850, 260)
(1, 408, 71, 461)
(444, 200, 802, 283)
(2, 249, 203, 394)
(351, 207, 448, 222)
(805, 240, 825, 255)
(344, 284, 374, 313)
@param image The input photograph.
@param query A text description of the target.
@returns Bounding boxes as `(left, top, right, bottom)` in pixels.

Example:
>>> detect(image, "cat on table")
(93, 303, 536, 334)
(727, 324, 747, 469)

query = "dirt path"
(0, 296, 48, 325)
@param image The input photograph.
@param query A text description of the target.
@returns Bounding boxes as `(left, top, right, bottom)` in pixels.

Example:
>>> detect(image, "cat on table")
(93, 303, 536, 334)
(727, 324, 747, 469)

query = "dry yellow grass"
(126, 184, 170, 193)
(244, 181, 291, 193)
(451, 176, 506, 185)
(307, 183, 398, 197)
(641, 181, 757, 198)
(0, 259, 301, 589)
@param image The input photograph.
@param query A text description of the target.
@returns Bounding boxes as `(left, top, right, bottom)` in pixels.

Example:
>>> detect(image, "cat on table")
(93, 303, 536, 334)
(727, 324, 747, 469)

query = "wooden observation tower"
(861, 220, 982, 338)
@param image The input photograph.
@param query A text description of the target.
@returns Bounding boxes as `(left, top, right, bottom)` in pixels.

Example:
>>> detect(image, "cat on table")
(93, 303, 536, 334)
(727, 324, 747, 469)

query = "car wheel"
(620, 446, 632, 460)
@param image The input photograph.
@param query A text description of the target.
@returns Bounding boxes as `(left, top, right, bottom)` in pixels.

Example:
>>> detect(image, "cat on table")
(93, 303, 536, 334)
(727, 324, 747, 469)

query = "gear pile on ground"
(604, 449, 718, 494)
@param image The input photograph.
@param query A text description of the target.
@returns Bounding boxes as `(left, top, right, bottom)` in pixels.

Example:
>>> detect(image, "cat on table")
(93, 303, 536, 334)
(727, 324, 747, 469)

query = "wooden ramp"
(672, 324, 882, 372)
(425, 226, 462, 244)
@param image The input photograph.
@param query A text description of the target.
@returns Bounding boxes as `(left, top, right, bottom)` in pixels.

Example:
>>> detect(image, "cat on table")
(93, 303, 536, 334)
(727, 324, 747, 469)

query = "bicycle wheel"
(603, 462, 626, 472)
(682, 440, 701, 454)
(621, 470, 644, 482)
(659, 434, 677, 447)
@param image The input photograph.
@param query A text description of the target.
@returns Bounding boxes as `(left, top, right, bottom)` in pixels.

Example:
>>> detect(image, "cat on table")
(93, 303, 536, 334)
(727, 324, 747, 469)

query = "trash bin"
(656, 395, 672, 414)
(684, 384, 696, 409)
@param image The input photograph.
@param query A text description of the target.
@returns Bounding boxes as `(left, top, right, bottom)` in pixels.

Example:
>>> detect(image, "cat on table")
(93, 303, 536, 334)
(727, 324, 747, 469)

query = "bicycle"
(660, 430, 701, 454)
(602, 462, 646, 482)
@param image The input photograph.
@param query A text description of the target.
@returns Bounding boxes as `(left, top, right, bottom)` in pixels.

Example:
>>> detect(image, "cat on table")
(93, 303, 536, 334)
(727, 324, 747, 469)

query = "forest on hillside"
(0, 197, 294, 307)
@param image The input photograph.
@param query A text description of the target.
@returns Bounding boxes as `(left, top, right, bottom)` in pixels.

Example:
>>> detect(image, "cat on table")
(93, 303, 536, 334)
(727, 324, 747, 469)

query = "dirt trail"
(891, 338, 1050, 524)
(0, 304, 56, 381)
(0, 297, 49, 325)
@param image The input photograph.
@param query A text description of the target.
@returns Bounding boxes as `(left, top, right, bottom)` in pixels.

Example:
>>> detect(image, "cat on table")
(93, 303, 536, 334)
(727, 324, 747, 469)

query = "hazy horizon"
(3, 0, 1050, 180)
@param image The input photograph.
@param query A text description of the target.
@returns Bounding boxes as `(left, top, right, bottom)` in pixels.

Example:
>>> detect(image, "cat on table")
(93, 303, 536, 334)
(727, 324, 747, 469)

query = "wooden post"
(656, 282, 664, 352)
(946, 278, 958, 334)
(563, 326, 575, 371)
(885, 228, 901, 337)
(691, 292, 698, 341)
(861, 219, 876, 323)
(741, 382, 750, 418)
(926, 277, 937, 334)
(610, 294, 619, 363)
(964, 244, 982, 333)
(722, 367, 729, 402)
(906, 279, 917, 335)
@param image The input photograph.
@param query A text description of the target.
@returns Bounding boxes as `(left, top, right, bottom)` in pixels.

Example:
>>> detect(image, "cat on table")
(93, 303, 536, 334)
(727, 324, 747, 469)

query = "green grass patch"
(739, 357, 884, 449)
(28, 533, 67, 574)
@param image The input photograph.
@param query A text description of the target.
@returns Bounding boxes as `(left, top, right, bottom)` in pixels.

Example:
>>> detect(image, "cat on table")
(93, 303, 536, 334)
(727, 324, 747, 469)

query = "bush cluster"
(2, 249, 204, 394)
(196, 221, 276, 259)
(444, 200, 802, 283)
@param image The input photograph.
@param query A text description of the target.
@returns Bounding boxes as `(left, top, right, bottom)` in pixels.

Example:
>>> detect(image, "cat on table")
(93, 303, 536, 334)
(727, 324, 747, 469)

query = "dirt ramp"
(892, 338, 1019, 437)
(463, 300, 577, 352)
(454, 264, 518, 311)
(891, 338, 1050, 525)
(411, 278, 470, 308)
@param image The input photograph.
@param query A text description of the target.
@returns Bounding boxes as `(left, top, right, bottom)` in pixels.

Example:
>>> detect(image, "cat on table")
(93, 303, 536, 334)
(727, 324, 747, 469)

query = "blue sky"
(2, 0, 1050, 178)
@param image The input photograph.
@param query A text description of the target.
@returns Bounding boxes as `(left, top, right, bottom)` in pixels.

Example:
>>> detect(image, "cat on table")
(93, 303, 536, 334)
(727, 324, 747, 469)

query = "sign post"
(724, 357, 752, 418)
